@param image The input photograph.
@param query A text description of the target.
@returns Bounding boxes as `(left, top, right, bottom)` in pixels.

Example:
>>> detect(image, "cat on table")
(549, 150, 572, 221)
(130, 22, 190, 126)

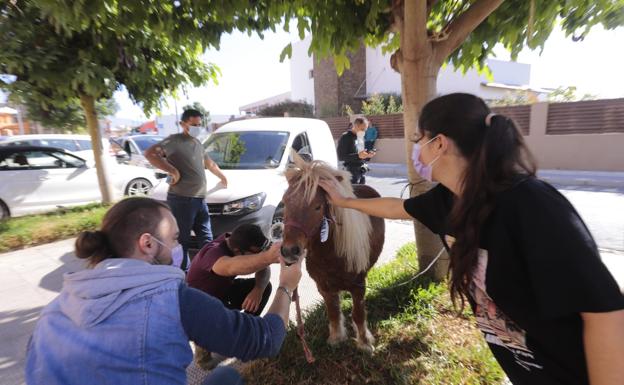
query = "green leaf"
(279, 43, 293, 62)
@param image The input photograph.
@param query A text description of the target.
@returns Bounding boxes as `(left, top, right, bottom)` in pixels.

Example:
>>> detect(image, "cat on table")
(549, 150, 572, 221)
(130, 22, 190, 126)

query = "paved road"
(1, 176, 622, 385)
(367, 174, 624, 253)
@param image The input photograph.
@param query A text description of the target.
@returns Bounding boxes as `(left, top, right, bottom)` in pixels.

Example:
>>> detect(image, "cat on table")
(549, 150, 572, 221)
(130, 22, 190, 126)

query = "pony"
(280, 157, 385, 352)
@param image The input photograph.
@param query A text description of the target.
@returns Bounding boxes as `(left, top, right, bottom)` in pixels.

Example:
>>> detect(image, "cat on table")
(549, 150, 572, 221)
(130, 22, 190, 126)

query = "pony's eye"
(315, 205, 321, 211)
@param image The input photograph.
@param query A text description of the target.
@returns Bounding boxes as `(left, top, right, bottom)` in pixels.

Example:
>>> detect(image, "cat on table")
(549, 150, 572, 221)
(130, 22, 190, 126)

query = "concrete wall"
(523, 102, 624, 171)
(364, 102, 624, 172)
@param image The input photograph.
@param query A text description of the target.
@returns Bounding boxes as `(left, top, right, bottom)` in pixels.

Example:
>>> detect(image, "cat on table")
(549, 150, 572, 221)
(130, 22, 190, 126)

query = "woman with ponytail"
(320, 93, 624, 385)
(25, 197, 302, 385)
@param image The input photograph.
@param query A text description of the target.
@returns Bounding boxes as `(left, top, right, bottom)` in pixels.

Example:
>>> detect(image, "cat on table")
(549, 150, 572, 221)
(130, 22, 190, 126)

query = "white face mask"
(151, 235, 184, 268)
(188, 125, 203, 138)
(356, 131, 365, 139)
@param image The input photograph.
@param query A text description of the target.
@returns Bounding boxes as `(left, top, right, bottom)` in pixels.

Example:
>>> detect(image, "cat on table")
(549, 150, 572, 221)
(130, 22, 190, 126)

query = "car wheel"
(0, 200, 10, 221)
(125, 178, 153, 196)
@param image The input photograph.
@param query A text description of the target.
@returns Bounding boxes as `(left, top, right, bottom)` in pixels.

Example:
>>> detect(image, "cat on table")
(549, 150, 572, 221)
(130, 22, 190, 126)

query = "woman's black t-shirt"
(403, 177, 624, 385)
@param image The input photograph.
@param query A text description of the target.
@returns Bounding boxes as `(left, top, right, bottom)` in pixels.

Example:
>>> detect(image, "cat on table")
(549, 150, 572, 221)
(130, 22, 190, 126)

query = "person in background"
(145, 109, 228, 271)
(364, 121, 378, 152)
(320, 93, 624, 385)
(187, 223, 278, 369)
(25, 197, 302, 385)
(336, 117, 375, 184)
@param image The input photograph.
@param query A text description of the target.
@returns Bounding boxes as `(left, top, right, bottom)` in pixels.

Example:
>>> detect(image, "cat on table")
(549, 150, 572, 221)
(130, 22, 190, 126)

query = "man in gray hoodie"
(25, 197, 301, 385)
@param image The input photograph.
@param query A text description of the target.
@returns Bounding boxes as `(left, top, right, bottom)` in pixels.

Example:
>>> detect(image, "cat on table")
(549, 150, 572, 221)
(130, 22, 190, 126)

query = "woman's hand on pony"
(319, 178, 349, 207)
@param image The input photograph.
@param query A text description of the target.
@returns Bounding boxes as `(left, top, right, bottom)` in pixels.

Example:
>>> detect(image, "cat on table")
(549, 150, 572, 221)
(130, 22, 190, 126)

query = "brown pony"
(281, 157, 385, 352)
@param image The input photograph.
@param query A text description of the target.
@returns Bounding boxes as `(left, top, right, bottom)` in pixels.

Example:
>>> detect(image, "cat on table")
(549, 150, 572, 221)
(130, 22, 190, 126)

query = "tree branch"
(402, 0, 429, 62)
(434, 0, 504, 62)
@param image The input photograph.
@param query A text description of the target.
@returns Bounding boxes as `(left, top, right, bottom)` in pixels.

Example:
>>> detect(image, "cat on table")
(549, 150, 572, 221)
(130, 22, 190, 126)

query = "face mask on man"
(188, 125, 203, 138)
(411, 136, 441, 182)
(150, 235, 184, 268)
(356, 131, 365, 139)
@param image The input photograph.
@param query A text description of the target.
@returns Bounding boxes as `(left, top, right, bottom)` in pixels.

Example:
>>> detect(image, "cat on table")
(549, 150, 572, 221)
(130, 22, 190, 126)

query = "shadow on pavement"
(39, 252, 85, 293)
(0, 306, 43, 385)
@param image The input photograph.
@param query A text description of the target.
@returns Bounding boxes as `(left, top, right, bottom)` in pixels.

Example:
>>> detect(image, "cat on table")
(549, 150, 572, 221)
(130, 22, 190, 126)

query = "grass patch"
(241, 243, 505, 385)
(0, 203, 109, 252)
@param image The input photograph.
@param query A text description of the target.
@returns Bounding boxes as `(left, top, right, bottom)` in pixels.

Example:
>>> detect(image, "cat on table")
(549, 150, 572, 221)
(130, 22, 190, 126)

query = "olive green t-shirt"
(161, 133, 207, 198)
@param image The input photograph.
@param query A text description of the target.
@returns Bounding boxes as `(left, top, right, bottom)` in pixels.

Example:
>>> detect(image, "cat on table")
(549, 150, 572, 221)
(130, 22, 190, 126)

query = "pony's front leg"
(350, 284, 375, 352)
(319, 289, 346, 345)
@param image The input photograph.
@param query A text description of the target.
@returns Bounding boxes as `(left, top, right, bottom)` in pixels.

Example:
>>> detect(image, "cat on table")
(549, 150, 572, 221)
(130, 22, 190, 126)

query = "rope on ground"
(365, 247, 446, 292)
(293, 287, 316, 363)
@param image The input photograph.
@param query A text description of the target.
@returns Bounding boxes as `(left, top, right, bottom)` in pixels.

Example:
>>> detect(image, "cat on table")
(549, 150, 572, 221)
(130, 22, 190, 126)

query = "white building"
(289, 37, 548, 112)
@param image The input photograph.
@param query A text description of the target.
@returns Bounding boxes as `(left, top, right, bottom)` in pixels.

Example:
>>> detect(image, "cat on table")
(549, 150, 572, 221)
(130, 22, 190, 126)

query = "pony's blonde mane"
(284, 155, 372, 273)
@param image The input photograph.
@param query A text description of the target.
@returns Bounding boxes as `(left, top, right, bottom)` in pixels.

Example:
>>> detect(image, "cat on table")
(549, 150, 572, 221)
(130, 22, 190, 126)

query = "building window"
(308, 69, 314, 79)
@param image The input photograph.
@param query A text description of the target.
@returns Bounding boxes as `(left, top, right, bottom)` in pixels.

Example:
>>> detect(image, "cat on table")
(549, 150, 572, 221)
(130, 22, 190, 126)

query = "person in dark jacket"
(336, 117, 375, 184)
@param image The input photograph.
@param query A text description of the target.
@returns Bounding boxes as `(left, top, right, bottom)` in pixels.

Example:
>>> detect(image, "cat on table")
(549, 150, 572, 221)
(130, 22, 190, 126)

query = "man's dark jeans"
(347, 165, 366, 185)
(223, 279, 272, 316)
(166, 193, 213, 271)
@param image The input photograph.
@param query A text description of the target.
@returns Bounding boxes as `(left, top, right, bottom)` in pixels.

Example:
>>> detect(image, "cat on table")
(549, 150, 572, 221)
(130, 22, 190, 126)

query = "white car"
(0, 134, 115, 163)
(149, 117, 338, 238)
(111, 134, 165, 168)
(0, 145, 162, 219)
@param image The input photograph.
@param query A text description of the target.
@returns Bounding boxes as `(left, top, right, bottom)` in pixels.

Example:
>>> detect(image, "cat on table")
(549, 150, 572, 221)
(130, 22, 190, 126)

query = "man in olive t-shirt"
(145, 109, 227, 271)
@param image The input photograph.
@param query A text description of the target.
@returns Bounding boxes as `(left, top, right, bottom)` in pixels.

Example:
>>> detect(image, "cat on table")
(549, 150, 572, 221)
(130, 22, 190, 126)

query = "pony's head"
(280, 154, 372, 272)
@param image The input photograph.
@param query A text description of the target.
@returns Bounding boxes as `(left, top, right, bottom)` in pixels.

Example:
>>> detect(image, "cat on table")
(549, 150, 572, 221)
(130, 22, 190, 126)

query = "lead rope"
(293, 287, 316, 363)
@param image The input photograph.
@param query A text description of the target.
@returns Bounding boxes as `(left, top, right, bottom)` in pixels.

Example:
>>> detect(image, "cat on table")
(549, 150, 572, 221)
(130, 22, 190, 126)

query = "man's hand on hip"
(168, 168, 181, 185)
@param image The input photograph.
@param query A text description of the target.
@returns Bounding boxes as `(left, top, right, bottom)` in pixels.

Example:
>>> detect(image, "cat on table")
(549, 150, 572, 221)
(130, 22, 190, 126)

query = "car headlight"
(222, 192, 267, 216)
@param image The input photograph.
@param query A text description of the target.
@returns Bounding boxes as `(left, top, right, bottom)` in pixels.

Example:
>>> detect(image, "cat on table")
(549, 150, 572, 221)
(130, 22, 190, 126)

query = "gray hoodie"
(58, 258, 185, 327)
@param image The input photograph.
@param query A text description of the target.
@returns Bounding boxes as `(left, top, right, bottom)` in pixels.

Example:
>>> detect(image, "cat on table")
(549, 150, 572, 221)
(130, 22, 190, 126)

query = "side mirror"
(116, 152, 130, 162)
(155, 171, 168, 179)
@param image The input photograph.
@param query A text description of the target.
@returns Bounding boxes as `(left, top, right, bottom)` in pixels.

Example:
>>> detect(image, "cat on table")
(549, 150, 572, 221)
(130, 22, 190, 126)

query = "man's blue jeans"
(167, 193, 213, 271)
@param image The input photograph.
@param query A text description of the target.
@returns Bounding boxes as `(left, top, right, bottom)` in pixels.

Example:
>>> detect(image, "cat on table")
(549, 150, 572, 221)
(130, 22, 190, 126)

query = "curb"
(368, 163, 624, 189)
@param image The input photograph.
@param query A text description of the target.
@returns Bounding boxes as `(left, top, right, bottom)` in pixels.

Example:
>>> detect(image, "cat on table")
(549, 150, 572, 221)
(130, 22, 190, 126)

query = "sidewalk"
(0, 220, 415, 385)
(368, 163, 624, 189)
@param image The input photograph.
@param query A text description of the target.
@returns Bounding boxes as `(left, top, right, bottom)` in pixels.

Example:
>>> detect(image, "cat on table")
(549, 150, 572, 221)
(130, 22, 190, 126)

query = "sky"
(113, 24, 624, 122)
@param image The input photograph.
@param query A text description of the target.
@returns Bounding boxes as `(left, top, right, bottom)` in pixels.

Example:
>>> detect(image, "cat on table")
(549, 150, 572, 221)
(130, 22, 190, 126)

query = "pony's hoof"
(354, 338, 375, 353)
(327, 333, 347, 345)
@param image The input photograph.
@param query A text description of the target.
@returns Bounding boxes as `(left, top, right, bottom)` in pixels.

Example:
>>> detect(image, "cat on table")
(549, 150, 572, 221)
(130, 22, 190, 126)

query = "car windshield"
(133, 136, 164, 153)
(203, 131, 290, 169)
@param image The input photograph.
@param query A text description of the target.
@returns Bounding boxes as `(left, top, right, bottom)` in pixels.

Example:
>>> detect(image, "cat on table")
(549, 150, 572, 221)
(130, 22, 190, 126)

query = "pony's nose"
(281, 245, 301, 258)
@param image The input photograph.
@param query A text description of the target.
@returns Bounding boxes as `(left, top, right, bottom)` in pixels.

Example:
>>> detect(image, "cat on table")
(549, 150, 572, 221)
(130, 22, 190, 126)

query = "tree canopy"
(8, 91, 119, 133)
(279, 0, 623, 74)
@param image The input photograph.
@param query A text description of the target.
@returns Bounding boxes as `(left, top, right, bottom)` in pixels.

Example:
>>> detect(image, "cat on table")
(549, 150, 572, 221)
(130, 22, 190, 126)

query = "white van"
(149, 117, 338, 238)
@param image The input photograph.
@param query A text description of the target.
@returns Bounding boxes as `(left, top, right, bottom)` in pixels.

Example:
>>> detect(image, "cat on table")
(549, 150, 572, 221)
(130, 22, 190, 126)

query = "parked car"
(0, 134, 115, 163)
(0, 146, 162, 219)
(111, 134, 165, 168)
(149, 117, 338, 239)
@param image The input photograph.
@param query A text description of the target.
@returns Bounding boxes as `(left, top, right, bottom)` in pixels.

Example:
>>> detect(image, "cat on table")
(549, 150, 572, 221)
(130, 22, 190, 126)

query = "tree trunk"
(399, 0, 449, 280)
(79, 93, 114, 204)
